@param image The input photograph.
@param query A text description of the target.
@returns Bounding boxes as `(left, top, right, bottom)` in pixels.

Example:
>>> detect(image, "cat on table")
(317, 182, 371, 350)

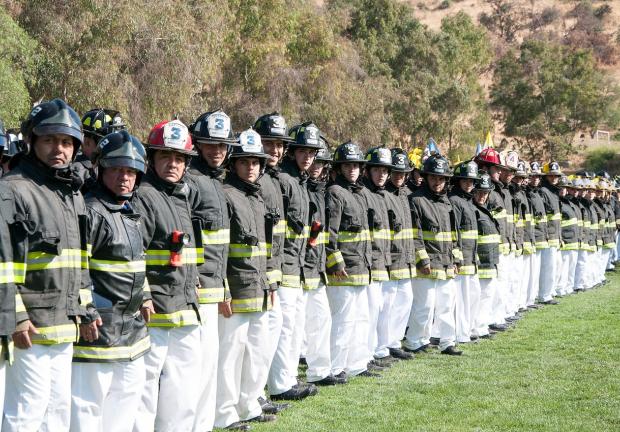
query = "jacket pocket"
(20, 289, 62, 309)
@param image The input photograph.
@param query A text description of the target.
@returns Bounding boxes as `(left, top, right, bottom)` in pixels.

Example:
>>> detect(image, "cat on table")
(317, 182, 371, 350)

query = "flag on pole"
(483, 132, 494, 149)
(475, 141, 482, 156)
(426, 138, 439, 155)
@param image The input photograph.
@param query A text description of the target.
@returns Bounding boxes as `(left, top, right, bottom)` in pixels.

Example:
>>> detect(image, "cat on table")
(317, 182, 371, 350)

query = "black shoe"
(541, 299, 559, 305)
(367, 361, 386, 372)
(489, 324, 508, 332)
(370, 358, 392, 368)
(429, 337, 440, 346)
(470, 335, 479, 341)
(404, 343, 430, 353)
(334, 371, 348, 381)
(313, 374, 347, 386)
(389, 347, 414, 360)
(271, 385, 314, 401)
(440, 346, 463, 356)
(258, 397, 290, 415)
(247, 414, 277, 423)
(357, 370, 381, 378)
(297, 382, 318, 396)
(527, 304, 542, 309)
(298, 357, 307, 366)
(225, 421, 252, 431)
(479, 333, 495, 339)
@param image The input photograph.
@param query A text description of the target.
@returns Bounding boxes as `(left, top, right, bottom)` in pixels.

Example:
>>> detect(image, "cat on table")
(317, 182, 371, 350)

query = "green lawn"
(254, 273, 620, 432)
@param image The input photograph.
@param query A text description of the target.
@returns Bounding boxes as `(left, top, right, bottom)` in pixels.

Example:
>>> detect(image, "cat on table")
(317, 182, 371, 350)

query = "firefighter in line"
(557, 176, 582, 296)
(3, 99, 95, 431)
(449, 160, 480, 344)
(268, 122, 320, 401)
(215, 129, 274, 430)
(383, 149, 415, 361)
(187, 110, 239, 432)
(299, 139, 345, 385)
(403, 154, 462, 356)
(70, 130, 150, 431)
(362, 147, 395, 369)
(133, 119, 204, 432)
(525, 162, 547, 309)
(325, 141, 375, 377)
(471, 172, 501, 340)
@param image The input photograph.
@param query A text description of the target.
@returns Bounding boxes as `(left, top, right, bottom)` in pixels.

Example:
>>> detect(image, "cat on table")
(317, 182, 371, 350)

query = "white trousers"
(193, 304, 219, 432)
(0, 354, 4, 425)
(301, 285, 332, 382)
(455, 275, 480, 343)
(326, 285, 369, 376)
(585, 251, 598, 289)
(601, 249, 612, 279)
(3, 342, 73, 432)
(553, 246, 564, 295)
(375, 281, 397, 358)
(527, 251, 541, 306)
(71, 357, 145, 432)
(133, 325, 201, 432)
(366, 281, 383, 360)
(558, 250, 578, 295)
(267, 287, 304, 395)
(518, 254, 531, 310)
(387, 278, 413, 350)
(492, 254, 509, 324)
(538, 247, 558, 301)
(215, 311, 270, 428)
(473, 277, 497, 337)
(506, 253, 520, 316)
(258, 292, 283, 403)
(574, 250, 589, 290)
(404, 277, 456, 352)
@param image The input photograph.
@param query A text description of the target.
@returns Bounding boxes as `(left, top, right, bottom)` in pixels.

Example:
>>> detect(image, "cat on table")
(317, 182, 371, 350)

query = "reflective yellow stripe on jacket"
(478, 267, 497, 279)
(26, 249, 89, 271)
(147, 310, 199, 327)
(73, 336, 150, 361)
(421, 231, 456, 242)
(460, 230, 478, 240)
(326, 251, 344, 269)
(338, 230, 371, 243)
(389, 267, 412, 280)
(228, 243, 267, 258)
(478, 234, 500, 244)
(0, 262, 26, 284)
(560, 218, 578, 228)
(198, 287, 225, 303)
(31, 324, 78, 345)
(286, 225, 310, 240)
(145, 248, 204, 266)
(231, 297, 265, 313)
(90, 259, 146, 273)
(202, 229, 230, 245)
(327, 272, 370, 286)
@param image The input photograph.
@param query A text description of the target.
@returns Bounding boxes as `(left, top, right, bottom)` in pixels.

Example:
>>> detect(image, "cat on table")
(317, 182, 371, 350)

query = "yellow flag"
(484, 132, 494, 149)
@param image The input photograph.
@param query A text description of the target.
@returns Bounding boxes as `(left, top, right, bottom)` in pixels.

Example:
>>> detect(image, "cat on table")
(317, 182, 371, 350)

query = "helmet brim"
(392, 166, 413, 173)
(193, 137, 240, 146)
(33, 124, 83, 145)
(365, 162, 393, 169)
(146, 145, 197, 156)
(229, 152, 270, 160)
(421, 170, 452, 177)
(259, 135, 295, 143)
(99, 157, 147, 174)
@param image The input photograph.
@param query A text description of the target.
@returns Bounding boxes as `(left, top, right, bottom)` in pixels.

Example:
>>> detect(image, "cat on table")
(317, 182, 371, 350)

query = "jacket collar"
(19, 153, 81, 191)
(190, 157, 226, 181)
(226, 172, 261, 196)
(280, 158, 308, 184)
(335, 174, 363, 192)
(144, 169, 189, 197)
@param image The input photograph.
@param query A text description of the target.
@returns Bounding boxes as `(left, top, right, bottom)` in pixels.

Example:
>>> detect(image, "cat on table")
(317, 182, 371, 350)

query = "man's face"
(234, 157, 261, 183)
(369, 166, 389, 187)
(459, 178, 474, 193)
(412, 170, 423, 186)
(152, 151, 186, 183)
(294, 147, 316, 172)
(307, 160, 325, 180)
(500, 167, 514, 184)
(489, 166, 501, 182)
(82, 136, 98, 159)
(102, 166, 137, 198)
(33, 133, 74, 167)
(427, 174, 446, 193)
(262, 140, 284, 168)
(559, 187, 567, 197)
(340, 162, 360, 183)
(547, 175, 560, 186)
(199, 142, 228, 169)
(391, 171, 407, 188)
(531, 176, 541, 187)
(473, 190, 490, 205)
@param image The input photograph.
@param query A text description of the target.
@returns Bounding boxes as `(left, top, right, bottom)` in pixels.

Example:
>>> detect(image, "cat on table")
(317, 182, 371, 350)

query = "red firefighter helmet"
(146, 120, 196, 156)
(474, 147, 501, 167)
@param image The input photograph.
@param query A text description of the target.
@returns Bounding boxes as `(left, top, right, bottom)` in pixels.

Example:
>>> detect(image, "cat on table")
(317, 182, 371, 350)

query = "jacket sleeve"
(325, 190, 345, 273)
(409, 197, 430, 268)
(132, 194, 156, 302)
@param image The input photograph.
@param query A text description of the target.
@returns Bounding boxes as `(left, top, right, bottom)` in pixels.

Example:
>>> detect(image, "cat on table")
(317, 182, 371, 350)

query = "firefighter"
(300, 140, 345, 385)
(362, 147, 395, 369)
(474, 148, 511, 331)
(325, 141, 375, 377)
(538, 161, 563, 303)
(70, 130, 150, 431)
(187, 109, 238, 432)
(268, 122, 321, 400)
(509, 160, 531, 312)
(471, 172, 501, 339)
(252, 113, 293, 410)
(598, 174, 617, 273)
(525, 162, 547, 309)
(0, 118, 17, 420)
(2, 99, 95, 431)
(499, 151, 519, 323)
(77, 109, 126, 190)
(569, 177, 588, 292)
(133, 119, 204, 432)
(557, 176, 582, 296)
(383, 149, 415, 360)
(403, 154, 462, 355)
(448, 160, 480, 344)
(582, 178, 600, 289)
(215, 129, 275, 430)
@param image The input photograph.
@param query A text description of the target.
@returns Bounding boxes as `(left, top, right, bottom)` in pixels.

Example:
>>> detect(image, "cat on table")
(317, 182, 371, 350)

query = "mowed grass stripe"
(253, 274, 620, 432)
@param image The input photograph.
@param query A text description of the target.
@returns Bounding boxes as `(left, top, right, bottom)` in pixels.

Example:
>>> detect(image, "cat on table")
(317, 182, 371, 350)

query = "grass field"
(254, 274, 620, 432)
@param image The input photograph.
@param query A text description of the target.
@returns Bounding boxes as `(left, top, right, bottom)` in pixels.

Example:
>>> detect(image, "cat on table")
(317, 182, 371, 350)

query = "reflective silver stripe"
(31, 324, 78, 344)
(90, 259, 146, 273)
(145, 248, 204, 265)
(147, 310, 199, 327)
(26, 249, 88, 270)
(73, 336, 151, 361)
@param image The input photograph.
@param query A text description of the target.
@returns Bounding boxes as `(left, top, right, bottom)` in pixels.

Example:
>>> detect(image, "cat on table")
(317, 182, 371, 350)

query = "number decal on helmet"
(208, 112, 231, 139)
(170, 127, 182, 140)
